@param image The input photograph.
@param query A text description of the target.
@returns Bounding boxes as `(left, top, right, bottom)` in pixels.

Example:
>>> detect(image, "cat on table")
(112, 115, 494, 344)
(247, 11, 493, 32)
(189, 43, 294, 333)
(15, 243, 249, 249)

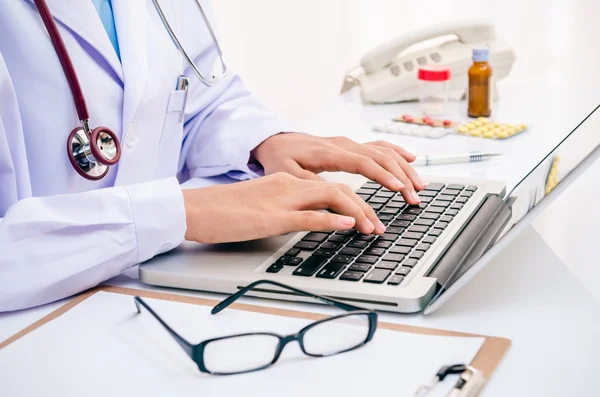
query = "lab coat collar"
(112, 0, 149, 143)
(26, 0, 124, 82)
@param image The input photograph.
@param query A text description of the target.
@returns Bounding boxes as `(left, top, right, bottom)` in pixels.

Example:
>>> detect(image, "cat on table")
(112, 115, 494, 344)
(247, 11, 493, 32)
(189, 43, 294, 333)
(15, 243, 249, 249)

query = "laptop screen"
(431, 100, 600, 299)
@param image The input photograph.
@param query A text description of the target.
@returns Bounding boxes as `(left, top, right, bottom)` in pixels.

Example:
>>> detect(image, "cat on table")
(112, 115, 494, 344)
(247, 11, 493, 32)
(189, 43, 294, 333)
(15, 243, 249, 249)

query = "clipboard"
(1, 286, 511, 394)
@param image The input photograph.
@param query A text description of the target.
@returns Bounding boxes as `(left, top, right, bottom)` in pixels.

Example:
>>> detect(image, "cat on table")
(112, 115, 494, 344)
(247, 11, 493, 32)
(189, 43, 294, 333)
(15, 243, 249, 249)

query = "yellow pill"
(520, 124, 527, 129)
(492, 128, 502, 135)
(513, 125, 523, 133)
(477, 117, 490, 123)
(483, 129, 495, 138)
(492, 122, 501, 127)
(470, 128, 482, 137)
(506, 128, 516, 136)
(457, 126, 468, 134)
(480, 125, 491, 131)
(473, 120, 483, 127)
(495, 130, 509, 138)
(464, 123, 475, 129)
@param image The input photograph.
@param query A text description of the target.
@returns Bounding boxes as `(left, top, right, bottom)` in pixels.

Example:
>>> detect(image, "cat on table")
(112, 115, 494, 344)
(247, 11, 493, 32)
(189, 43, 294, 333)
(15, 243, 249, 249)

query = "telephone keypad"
(430, 52, 442, 63)
(417, 56, 428, 65)
(403, 61, 414, 72)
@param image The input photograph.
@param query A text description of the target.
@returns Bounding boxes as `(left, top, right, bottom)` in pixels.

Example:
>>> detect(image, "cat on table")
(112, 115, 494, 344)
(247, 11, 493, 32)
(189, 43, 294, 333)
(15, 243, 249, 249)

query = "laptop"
(139, 103, 600, 314)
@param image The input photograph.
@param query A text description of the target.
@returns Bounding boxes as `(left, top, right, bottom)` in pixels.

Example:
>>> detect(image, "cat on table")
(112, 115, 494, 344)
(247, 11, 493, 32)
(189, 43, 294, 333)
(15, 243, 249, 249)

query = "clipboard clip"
(414, 364, 486, 397)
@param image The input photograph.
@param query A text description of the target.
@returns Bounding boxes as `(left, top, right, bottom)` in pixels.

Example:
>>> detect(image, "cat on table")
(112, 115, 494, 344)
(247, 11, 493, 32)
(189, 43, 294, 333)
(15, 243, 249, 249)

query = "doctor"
(0, 0, 424, 312)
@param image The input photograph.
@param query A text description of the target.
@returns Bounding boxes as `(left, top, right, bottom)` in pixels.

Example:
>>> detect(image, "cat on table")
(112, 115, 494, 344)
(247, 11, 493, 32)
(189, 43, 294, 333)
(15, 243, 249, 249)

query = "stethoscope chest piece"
(67, 125, 121, 180)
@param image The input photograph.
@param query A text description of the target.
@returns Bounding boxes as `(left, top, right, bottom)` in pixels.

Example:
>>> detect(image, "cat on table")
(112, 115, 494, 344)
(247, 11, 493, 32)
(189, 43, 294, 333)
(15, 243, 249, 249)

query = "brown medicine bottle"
(468, 48, 493, 118)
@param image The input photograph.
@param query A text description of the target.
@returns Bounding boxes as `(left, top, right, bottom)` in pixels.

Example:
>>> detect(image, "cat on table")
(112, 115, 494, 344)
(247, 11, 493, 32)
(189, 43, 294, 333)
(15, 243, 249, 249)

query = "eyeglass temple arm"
(134, 297, 194, 358)
(211, 279, 364, 315)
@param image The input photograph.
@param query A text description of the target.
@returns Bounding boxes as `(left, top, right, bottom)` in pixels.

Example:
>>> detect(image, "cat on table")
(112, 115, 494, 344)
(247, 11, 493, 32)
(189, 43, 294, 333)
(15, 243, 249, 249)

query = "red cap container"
(418, 66, 451, 82)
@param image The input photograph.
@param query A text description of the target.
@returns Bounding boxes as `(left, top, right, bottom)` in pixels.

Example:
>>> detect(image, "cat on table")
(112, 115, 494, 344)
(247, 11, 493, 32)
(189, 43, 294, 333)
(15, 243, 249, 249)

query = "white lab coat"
(0, 0, 289, 311)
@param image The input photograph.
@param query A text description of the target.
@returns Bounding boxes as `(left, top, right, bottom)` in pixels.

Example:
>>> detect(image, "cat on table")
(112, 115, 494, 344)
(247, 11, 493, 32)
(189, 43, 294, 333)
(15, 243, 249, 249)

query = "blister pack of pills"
(373, 115, 529, 140)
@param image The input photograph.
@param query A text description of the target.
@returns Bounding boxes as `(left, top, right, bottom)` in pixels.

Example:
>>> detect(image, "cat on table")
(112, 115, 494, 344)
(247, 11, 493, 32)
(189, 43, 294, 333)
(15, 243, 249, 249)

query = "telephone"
(343, 19, 516, 104)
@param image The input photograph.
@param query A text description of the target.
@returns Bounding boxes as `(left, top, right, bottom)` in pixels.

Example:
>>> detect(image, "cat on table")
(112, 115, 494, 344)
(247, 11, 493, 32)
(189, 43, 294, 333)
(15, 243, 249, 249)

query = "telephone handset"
(344, 19, 516, 104)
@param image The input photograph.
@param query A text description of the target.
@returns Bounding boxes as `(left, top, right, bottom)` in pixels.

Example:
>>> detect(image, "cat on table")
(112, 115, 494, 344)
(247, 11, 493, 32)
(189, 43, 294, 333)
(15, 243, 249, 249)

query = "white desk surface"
(2, 83, 600, 396)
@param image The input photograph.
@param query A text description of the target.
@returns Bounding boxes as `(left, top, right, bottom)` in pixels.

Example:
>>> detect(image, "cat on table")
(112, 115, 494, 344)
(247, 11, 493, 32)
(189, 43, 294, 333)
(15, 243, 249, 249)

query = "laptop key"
(403, 232, 424, 240)
(465, 185, 478, 192)
(288, 257, 303, 266)
(423, 236, 437, 244)
(328, 234, 350, 243)
(347, 240, 369, 249)
(436, 194, 455, 202)
(293, 256, 327, 276)
(408, 225, 429, 234)
(396, 238, 417, 247)
(377, 233, 400, 242)
(425, 182, 444, 191)
(391, 219, 411, 228)
(419, 190, 438, 197)
(340, 270, 364, 281)
(313, 248, 336, 257)
(440, 189, 459, 196)
(383, 253, 405, 262)
(402, 258, 418, 267)
(302, 232, 329, 243)
(415, 218, 435, 227)
(340, 247, 362, 256)
(410, 251, 424, 259)
(357, 194, 371, 201)
(375, 261, 398, 271)
(321, 241, 342, 250)
(445, 209, 459, 216)
(380, 206, 401, 214)
(356, 255, 379, 264)
(349, 263, 371, 272)
(455, 196, 469, 204)
(294, 241, 319, 250)
(420, 196, 433, 203)
(387, 275, 404, 285)
(354, 234, 376, 241)
(368, 196, 389, 204)
(285, 248, 300, 257)
(331, 255, 354, 264)
(450, 203, 464, 210)
(461, 191, 474, 198)
(357, 188, 376, 196)
(429, 229, 443, 237)
(447, 184, 464, 190)
(316, 262, 346, 279)
(420, 212, 440, 220)
(370, 240, 392, 249)
(369, 203, 383, 211)
(397, 214, 417, 221)
(364, 247, 385, 256)
(439, 215, 453, 223)
(364, 269, 392, 284)
(395, 266, 412, 276)
(336, 229, 357, 236)
(435, 222, 449, 230)
(431, 200, 450, 208)
(375, 191, 395, 198)
(363, 181, 381, 189)
(377, 214, 395, 223)
(387, 227, 405, 234)
(266, 263, 283, 273)
(276, 256, 292, 265)
(403, 206, 422, 215)
(390, 245, 411, 255)
(416, 243, 431, 252)
(425, 206, 444, 214)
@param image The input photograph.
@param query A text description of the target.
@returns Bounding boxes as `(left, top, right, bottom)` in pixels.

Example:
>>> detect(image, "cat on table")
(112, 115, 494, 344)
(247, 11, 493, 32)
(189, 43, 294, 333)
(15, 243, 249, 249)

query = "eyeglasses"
(134, 279, 378, 375)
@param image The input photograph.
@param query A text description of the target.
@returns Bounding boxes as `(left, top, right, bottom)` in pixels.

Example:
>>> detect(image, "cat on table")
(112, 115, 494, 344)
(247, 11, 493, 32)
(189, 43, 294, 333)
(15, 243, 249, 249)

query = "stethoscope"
(33, 0, 228, 180)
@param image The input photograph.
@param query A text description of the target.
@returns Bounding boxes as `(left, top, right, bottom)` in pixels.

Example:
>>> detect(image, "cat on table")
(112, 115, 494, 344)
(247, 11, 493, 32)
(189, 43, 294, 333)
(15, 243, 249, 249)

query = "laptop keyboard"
(265, 181, 477, 286)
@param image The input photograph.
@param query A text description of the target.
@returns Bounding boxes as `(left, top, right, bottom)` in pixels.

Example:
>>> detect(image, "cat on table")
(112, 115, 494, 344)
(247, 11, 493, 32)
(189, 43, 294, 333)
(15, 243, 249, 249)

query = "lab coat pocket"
(157, 90, 187, 175)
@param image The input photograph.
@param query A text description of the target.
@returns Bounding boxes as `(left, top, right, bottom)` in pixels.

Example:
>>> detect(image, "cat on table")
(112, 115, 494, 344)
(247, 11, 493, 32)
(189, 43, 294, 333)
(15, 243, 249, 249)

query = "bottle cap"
(417, 66, 451, 82)
(472, 48, 490, 62)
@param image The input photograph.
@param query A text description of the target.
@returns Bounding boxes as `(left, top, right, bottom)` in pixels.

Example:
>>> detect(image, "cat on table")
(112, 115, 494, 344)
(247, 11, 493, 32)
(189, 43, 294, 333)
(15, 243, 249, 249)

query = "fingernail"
(338, 216, 356, 227)
(411, 191, 421, 203)
(377, 220, 386, 233)
(390, 177, 405, 190)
